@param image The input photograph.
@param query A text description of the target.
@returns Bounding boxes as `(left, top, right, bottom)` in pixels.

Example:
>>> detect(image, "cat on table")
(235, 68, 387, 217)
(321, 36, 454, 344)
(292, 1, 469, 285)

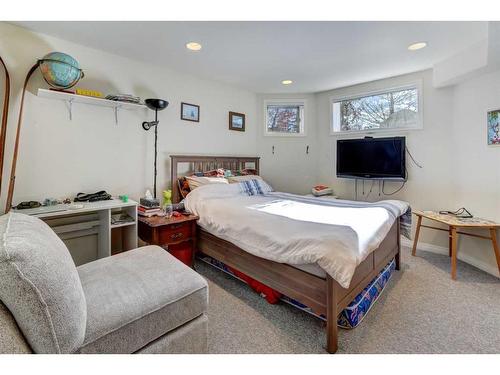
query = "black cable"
(382, 179, 406, 195)
(439, 207, 473, 218)
(379, 139, 408, 196)
(365, 180, 375, 198)
(406, 146, 423, 168)
(355, 139, 420, 198)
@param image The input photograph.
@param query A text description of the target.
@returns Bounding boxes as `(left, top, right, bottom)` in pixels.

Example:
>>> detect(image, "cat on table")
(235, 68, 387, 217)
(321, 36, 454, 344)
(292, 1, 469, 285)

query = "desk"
(412, 210, 500, 279)
(13, 199, 138, 263)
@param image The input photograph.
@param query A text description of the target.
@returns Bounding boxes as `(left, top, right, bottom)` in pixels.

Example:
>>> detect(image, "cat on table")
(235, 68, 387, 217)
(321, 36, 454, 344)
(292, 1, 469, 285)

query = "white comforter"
(185, 184, 408, 288)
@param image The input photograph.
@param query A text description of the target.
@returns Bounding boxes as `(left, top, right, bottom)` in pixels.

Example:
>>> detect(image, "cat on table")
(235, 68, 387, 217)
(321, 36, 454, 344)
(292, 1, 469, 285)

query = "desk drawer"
(159, 222, 193, 244)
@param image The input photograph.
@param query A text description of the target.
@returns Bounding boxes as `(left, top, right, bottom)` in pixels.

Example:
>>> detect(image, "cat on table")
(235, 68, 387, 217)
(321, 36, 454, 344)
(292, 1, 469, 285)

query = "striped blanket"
(265, 192, 412, 240)
(233, 179, 411, 238)
(185, 183, 411, 287)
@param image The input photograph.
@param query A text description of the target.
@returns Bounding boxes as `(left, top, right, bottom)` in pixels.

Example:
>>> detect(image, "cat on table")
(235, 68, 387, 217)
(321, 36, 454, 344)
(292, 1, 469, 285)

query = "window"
(265, 100, 305, 136)
(331, 84, 422, 134)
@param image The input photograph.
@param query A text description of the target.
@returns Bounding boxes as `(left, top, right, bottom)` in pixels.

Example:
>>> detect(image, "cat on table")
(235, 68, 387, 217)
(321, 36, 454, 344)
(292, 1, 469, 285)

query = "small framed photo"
(487, 109, 500, 145)
(181, 102, 200, 122)
(229, 111, 245, 132)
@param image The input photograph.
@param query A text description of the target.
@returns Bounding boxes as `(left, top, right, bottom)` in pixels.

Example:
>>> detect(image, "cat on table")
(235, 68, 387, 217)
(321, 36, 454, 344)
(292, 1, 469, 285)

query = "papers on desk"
(111, 213, 135, 225)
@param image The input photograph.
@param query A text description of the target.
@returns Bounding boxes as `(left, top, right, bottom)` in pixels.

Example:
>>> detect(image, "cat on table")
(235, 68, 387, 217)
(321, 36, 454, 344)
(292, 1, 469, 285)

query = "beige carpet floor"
(196, 246, 500, 354)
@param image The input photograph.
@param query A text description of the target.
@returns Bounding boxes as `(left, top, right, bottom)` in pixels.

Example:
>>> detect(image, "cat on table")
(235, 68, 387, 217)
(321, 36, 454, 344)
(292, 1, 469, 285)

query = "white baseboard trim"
(400, 237, 500, 278)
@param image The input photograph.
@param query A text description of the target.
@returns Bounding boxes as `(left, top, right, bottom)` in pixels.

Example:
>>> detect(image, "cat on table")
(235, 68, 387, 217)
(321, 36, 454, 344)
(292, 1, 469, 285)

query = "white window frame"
(264, 98, 306, 137)
(330, 81, 423, 136)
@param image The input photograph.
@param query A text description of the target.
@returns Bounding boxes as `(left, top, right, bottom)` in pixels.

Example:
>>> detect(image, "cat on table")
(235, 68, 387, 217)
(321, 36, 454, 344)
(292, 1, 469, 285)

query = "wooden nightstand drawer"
(168, 240, 194, 266)
(138, 213, 199, 268)
(158, 221, 193, 244)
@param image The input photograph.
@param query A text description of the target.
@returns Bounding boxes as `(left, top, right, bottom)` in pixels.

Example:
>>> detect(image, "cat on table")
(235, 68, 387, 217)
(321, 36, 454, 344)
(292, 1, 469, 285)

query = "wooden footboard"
(196, 219, 400, 353)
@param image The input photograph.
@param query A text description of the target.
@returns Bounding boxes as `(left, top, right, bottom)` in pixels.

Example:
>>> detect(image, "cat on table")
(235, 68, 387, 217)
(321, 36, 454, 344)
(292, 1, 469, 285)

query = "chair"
(0, 212, 208, 354)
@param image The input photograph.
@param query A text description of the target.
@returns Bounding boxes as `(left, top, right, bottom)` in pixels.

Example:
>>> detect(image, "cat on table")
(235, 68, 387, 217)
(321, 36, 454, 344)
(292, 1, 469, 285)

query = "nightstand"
(138, 214, 199, 267)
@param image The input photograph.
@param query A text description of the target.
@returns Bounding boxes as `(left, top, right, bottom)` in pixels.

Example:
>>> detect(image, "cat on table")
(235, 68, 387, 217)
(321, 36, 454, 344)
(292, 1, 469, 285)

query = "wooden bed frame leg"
(326, 276, 338, 354)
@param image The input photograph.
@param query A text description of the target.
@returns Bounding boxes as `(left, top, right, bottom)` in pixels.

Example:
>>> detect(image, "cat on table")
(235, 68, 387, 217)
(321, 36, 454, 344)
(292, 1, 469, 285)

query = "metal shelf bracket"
(67, 99, 74, 121)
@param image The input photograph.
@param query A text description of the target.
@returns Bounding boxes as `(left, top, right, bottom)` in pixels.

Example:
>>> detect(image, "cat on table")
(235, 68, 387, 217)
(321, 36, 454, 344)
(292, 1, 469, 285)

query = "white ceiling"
(13, 21, 489, 93)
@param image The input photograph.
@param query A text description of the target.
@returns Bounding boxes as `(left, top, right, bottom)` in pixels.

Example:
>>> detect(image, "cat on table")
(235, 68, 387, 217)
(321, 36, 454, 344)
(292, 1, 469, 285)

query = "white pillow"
(227, 175, 263, 184)
(185, 176, 229, 190)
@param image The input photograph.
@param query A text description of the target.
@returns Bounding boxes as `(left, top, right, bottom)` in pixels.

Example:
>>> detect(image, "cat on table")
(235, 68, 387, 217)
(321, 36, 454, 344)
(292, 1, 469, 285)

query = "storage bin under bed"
(199, 254, 396, 329)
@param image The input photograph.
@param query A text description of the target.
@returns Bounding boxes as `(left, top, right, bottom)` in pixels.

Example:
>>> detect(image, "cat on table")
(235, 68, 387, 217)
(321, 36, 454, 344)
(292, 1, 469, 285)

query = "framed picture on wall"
(487, 109, 500, 145)
(181, 102, 200, 122)
(229, 111, 245, 132)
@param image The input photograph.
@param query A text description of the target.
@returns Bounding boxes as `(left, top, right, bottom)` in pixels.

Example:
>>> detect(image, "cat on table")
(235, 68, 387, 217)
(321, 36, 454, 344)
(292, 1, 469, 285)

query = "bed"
(170, 154, 406, 353)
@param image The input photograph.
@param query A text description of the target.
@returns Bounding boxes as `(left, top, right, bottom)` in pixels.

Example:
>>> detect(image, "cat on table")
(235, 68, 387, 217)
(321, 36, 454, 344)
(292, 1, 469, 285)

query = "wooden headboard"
(170, 155, 260, 203)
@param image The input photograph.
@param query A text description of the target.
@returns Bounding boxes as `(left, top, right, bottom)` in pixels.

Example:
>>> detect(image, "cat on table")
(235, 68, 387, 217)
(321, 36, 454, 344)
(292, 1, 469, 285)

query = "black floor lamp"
(142, 98, 169, 199)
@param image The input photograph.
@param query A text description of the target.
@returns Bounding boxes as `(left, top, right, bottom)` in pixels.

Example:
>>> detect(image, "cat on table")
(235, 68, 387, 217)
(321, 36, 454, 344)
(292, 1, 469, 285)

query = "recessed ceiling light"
(408, 42, 427, 51)
(281, 80, 293, 85)
(186, 42, 202, 51)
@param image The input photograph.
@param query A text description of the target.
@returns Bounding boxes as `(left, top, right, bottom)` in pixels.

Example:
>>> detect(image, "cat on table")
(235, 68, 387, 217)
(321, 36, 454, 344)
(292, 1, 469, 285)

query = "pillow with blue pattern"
(238, 179, 273, 196)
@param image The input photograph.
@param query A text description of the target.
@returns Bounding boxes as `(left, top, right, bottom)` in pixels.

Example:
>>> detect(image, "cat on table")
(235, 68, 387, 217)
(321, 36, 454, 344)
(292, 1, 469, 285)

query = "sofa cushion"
(77, 245, 208, 354)
(0, 301, 33, 353)
(136, 313, 208, 354)
(0, 213, 87, 353)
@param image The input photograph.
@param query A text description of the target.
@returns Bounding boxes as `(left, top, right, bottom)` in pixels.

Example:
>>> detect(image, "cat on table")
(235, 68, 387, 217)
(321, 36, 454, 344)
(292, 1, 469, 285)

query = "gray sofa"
(0, 212, 208, 354)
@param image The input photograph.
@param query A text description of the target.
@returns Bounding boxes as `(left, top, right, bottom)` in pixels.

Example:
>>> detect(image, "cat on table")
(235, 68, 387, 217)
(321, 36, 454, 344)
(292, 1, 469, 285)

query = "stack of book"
(137, 205, 161, 217)
(105, 94, 141, 104)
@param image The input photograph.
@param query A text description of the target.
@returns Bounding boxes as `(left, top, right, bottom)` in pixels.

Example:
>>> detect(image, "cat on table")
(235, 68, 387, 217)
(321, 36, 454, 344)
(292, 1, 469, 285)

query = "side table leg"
(490, 228, 500, 276)
(450, 226, 458, 280)
(448, 227, 452, 257)
(412, 215, 422, 256)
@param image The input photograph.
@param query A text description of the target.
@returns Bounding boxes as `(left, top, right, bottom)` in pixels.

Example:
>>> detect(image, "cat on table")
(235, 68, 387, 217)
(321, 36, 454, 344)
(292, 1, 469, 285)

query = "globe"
(39, 52, 84, 89)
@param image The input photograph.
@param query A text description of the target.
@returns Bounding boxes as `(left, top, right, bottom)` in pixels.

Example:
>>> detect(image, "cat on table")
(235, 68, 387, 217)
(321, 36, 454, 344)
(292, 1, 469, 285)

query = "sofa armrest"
(0, 301, 33, 354)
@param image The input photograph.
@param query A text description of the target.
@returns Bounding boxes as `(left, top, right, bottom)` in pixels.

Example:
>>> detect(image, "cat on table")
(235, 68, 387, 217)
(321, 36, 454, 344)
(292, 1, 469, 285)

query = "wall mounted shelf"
(37, 88, 146, 124)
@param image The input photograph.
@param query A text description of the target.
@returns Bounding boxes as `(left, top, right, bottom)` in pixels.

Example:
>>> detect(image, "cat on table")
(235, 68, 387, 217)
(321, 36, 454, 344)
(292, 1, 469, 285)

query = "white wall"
(315, 69, 500, 277)
(256, 94, 318, 194)
(451, 70, 500, 272)
(0, 22, 258, 207)
(316, 70, 456, 246)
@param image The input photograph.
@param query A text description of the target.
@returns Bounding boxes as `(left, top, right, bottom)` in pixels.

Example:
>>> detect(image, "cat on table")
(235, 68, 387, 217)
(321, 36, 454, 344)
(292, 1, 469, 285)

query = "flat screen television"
(336, 136, 406, 181)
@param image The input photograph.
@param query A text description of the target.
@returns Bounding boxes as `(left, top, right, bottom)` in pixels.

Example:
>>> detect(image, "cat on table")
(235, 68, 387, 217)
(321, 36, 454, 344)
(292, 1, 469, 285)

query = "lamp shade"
(145, 99, 168, 111)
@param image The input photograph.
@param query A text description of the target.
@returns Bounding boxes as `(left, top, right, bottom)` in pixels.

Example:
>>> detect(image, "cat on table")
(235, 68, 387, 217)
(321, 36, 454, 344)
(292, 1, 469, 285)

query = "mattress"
(291, 263, 326, 278)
